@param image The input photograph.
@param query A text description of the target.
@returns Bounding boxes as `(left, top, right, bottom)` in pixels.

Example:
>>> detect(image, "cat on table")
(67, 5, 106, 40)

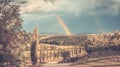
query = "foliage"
(0, 0, 25, 66)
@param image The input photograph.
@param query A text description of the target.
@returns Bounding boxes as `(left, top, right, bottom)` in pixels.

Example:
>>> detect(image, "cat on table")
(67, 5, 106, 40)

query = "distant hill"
(40, 31, 120, 48)
(40, 34, 87, 46)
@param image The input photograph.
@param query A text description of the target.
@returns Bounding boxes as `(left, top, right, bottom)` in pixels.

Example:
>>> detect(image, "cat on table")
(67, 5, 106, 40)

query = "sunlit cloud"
(14, 0, 96, 16)
(14, 0, 120, 24)
(14, 0, 120, 17)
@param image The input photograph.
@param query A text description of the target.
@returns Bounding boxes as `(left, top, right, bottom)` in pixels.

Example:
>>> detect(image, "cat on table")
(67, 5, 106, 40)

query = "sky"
(14, 0, 120, 34)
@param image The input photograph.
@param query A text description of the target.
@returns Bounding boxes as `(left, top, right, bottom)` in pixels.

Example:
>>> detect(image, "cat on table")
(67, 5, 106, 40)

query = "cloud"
(15, 0, 97, 16)
(14, 0, 120, 21)
(55, 0, 97, 16)
(19, 0, 55, 13)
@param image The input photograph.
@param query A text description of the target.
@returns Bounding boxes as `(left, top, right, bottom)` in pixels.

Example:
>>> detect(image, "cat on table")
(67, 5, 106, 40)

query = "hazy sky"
(14, 0, 120, 34)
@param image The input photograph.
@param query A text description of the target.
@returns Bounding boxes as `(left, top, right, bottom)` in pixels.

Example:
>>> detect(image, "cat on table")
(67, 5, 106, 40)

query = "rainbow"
(56, 16, 72, 35)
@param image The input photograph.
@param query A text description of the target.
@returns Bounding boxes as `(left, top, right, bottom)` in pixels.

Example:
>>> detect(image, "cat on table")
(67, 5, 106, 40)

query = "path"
(40, 63, 72, 67)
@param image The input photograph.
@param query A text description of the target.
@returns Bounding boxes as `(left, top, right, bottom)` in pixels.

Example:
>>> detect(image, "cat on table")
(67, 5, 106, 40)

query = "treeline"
(85, 31, 120, 48)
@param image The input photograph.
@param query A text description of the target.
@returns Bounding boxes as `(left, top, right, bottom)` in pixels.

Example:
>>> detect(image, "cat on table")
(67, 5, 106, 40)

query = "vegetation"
(0, 0, 30, 66)
(84, 31, 120, 51)
(30, 41, 37, 65)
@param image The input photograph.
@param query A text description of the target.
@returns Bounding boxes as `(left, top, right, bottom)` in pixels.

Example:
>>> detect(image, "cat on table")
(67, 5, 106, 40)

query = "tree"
(30, 27, 38, 65)
(0, 0, 23, 66)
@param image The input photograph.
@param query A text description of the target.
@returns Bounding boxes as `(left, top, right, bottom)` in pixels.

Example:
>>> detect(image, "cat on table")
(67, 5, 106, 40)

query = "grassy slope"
(72, 46, 120, 67)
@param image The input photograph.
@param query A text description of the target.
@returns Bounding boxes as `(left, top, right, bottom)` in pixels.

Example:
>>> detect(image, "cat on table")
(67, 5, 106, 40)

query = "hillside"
(40, 34, 87, 46)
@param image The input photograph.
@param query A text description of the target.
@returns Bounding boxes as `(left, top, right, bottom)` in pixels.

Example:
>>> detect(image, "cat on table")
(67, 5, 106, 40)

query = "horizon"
(38, 31, 118, 35)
